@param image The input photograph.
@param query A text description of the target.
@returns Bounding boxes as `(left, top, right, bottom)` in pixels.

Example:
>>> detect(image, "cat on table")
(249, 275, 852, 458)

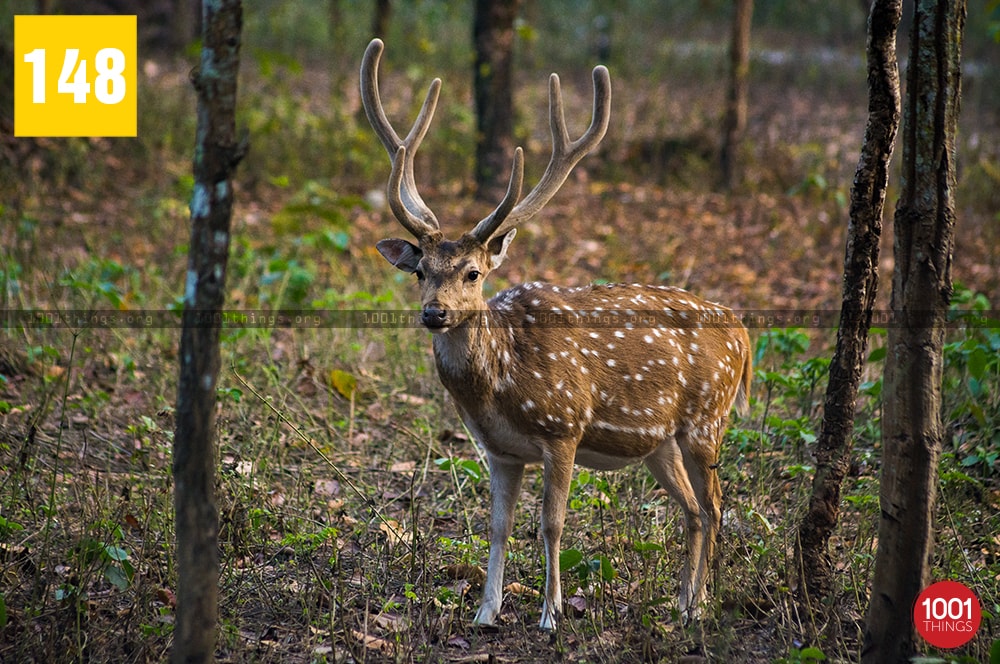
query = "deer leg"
(643, 436, 705, 620)
(539, 445, 575, 631)
(474, 453, 525, 627)
(677, 425, 724, 607)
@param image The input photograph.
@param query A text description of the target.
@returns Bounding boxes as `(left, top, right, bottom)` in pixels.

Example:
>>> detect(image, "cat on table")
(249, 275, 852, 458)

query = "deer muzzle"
(420, 303, 449, 330)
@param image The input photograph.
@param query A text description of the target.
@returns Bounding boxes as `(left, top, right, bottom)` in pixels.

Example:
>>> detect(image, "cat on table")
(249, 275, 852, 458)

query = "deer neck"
(431, 306, 517, 405)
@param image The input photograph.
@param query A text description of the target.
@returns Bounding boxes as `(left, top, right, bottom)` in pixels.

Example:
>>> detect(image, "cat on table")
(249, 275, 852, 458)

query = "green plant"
(559, 548, 617, 586)
(774, 645, 827, 664)
(943, 287, 1000, 476)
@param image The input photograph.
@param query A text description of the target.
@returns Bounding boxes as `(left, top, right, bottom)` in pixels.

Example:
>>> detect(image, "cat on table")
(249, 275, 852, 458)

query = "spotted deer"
(361, 39, 752, 630)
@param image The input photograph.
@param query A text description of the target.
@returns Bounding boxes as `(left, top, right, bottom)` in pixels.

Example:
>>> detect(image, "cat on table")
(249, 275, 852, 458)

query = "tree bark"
(173, 1, 244, 662)
(796, 0, 901, 606)
(473, 0, 521, 201)
(862, 1, 965, 662)
(372, 0, 391, 40)
(720, 0, 753, 190)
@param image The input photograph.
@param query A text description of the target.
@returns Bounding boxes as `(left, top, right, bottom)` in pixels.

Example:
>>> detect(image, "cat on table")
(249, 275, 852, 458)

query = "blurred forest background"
(1, 1, 999, 662)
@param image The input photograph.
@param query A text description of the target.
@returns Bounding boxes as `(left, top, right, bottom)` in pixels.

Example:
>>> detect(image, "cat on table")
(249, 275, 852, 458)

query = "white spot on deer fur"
(581, 366, 589, 374)
(607, 343, 616, 350)
(503, 350, 511, 363)
(672, 356, 680, 366)
(690, 343, 700, 352)
(623, 375, 631, 382)
(688, 354, 695, 365)
(531, 299, 541, 306)
(678, 371, 687, 387)
(634, 374, 643, 381)
(614, 330, 625, 339)
(589, 332, 600, 339)
(548, 353, 557, 361)
(533, 371, 543, 379)
(555, 380, 564, 390)
(522, 400, 536, 411)
(570, 357, 578, 366)
(525, 314, 535, 323)
(643, 335, 653, 343)
(713, 371, 720, 382)
(559, 351, 569, 358)
(607, 359, 616, 367)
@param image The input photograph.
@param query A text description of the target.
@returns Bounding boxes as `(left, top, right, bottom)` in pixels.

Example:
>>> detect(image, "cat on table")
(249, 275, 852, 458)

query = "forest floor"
(1, 44, 999, 664)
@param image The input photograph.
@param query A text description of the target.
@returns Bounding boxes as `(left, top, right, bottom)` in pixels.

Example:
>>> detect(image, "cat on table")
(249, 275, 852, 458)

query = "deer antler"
(470, 65, 612, 243)
(360, 38, 441, 239)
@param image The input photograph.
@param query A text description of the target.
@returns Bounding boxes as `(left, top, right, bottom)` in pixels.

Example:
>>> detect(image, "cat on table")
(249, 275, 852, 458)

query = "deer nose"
(421, 304, 448, 328)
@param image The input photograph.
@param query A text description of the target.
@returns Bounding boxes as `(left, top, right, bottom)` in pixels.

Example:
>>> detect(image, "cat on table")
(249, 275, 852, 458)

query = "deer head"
(361, 38, 611, 332)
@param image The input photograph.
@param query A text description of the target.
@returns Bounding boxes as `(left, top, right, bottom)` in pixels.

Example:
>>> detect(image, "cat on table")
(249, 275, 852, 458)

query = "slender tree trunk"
(473, 0, 521, 201)
(796, 0, 901, 605)
(862, 1, 964, 662)
(720, 0, 753, 190)
(372, 0, 391, 40)
(173, 1, 244, 662)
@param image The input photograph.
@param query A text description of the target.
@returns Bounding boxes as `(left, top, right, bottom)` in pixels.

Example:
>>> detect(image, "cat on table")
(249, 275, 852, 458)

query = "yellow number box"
(15, 15, 137, 137)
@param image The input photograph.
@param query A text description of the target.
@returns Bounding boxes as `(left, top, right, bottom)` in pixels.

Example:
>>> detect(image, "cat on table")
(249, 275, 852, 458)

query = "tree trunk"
(796, 0, 901, 606)
(372, 0, 391, 40)
(172, 1, 244, 662)
(720, 0, 753, 190)
(473, 0, 521, 201)
(862, 1, 964, 662)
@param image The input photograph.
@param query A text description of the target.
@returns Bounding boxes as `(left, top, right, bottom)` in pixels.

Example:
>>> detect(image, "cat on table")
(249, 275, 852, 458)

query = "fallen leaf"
(566, 594, 587, 617)
(374, 612, 408, 633)
(329, 369, 356, 399)
(314, 478, 340, 497)
(351, 629, 395, 656)
(379, 519, 411, 548)
(446, 635, 470, 650)
(156, 587, 176, 608)
(503, 582, 539, 597)
(444, 563, 486, 584)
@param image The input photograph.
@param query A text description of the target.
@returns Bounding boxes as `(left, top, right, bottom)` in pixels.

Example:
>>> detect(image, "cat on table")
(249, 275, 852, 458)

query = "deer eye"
(467, 270, 481, 283)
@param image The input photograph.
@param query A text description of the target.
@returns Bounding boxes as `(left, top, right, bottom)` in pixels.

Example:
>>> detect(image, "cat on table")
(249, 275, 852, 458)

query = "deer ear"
(376, 239, 422, 273)
(487, 229, 517, 270)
